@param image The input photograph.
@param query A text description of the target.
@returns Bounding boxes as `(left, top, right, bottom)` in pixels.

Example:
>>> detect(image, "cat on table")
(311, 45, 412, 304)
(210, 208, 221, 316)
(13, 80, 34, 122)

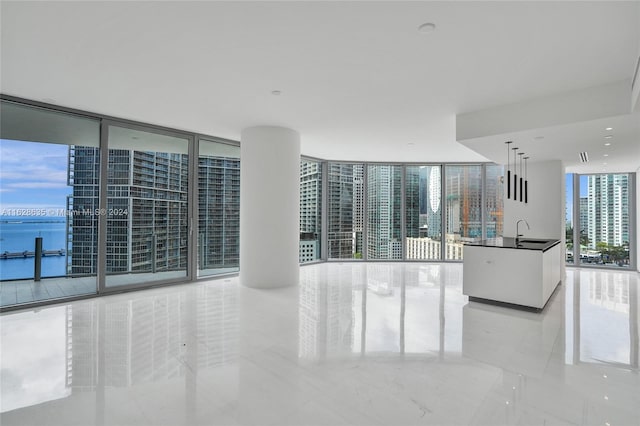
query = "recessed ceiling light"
(271, 90, 281, 96)
(605, 127, 613, 131)
(604, 142, 611, 146)
(604, 135, 613, 139)
(418, 23, 436, 33)
(603, 154, 609, 157)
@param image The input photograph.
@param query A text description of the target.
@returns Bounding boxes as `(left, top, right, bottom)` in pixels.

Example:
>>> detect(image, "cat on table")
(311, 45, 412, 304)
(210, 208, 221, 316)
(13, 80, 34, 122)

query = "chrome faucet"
(516, 219, 530, 244)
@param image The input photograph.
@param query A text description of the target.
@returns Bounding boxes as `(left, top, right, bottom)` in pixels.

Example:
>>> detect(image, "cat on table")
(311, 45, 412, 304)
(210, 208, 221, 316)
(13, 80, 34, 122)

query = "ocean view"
(0, 217, 67, 280)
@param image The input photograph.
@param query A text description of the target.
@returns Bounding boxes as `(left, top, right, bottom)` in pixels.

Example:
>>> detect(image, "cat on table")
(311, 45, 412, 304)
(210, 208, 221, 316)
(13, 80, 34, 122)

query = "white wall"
(503, 160, 566, 274)
(503, 160, 565, 239)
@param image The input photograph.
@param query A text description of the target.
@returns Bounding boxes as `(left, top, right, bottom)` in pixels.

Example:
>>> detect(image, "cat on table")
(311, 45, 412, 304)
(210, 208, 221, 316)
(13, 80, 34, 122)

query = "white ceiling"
(1, 1, 639, 171)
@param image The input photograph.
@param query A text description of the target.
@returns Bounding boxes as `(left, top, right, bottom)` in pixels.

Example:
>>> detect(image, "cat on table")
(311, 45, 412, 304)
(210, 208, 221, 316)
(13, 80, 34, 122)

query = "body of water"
(0, 217, 67, 280)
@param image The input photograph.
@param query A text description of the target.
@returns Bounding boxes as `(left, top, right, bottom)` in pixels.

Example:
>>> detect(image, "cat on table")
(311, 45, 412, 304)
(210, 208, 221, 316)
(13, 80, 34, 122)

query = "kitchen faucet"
(516, 219, 530, 244)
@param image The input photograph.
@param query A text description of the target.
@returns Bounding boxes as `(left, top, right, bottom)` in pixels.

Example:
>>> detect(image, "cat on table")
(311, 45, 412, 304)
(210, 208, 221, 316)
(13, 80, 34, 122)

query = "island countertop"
(465, 237, 561, 252)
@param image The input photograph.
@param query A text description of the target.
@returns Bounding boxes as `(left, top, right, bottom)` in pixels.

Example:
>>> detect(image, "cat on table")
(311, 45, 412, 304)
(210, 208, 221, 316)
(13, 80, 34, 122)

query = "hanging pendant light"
(505, 141, 512, 199)
(524, 156, 529, 203)
(512, 147, 519, 200)
(518, 152, 525, 202)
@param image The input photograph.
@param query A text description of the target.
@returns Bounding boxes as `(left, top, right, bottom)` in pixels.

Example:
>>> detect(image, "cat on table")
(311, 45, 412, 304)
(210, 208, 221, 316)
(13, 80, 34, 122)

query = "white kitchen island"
(463, 237, 562, 311)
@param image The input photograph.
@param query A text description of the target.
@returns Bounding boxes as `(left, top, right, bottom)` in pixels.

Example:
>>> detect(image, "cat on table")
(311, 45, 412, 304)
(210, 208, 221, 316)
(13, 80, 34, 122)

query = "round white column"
(240, 126, 300, 289)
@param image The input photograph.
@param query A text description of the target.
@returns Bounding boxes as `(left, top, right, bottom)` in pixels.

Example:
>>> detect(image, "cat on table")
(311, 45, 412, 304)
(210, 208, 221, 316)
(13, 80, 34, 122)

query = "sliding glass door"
(197, 139, 240, 277)
(104, 124, 191, 289)
(1, 99, 250, 309)
(0, 101, 100, 307)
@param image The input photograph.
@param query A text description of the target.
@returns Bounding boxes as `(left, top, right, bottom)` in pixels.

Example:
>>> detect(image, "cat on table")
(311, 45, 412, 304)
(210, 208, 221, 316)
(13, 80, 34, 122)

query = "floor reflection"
(1, 263, 638, 425)
(1, 281, 238, 423)
(566, 268, 639, 369)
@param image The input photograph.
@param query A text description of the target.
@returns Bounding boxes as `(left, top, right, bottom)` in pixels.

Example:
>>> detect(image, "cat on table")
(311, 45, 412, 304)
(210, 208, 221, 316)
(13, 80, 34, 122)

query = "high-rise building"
(587, 174, 629, 248)
(579, 196, 588, 233)
(353, 164, 365, 256)
(66, 146, 101, 275)
(68, 147, 240, 276)
(299, 161, 322, 262)
(327, 163, 356, 258)
(367, 165, 402, 259)
(445, 166, 482, 242)
(198, 155, 240, 272)
(422, 166, 443, 239)
(485, 165, 504, 238)
(405, 167, 420, 238)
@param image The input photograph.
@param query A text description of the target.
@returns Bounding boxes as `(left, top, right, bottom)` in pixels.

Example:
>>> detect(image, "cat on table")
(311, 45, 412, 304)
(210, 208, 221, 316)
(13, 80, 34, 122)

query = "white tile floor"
(0, 263, 638, 426)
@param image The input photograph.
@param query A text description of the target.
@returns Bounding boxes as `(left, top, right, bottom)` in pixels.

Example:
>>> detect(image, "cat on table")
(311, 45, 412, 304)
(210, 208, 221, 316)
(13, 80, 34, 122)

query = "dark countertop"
(465, 237, 561, 252)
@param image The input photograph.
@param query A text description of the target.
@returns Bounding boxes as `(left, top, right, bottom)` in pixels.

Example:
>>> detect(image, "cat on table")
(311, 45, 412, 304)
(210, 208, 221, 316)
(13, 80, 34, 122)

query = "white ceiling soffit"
(456, 81, 640, 174)
(1, 1, 639, 169)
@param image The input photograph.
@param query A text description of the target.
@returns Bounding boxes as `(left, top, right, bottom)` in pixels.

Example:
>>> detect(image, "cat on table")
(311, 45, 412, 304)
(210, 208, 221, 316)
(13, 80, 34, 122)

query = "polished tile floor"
(0, 263, 638, 425)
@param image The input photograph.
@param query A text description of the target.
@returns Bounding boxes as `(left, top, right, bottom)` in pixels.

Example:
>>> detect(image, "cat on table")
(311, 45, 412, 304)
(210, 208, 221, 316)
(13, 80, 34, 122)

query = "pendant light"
(524, 156, 529, 203)
(512, 147, 519, 200)
(518, 152, 525, 202)
(505, 141, 512, 199)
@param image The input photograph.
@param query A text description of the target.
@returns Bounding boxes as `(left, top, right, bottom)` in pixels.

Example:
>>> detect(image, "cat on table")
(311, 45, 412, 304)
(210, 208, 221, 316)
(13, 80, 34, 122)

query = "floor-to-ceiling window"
(485, 164, 504, 239)
(300, 159, 322, 263)
(197, 139, 240, 277)
(0, 98, 514, 311)
(444, 165, 483, 260)
(0, 101, 100, 307)
(326, 162, 502, 262)
(367, 165, 402, 260)
(104, 124, 191, 288)
(0, 98, 248, 309)
(580, 173, 631, 268)
(327, 163, 364, 260)
(566, 173, 576, 264)
(567, 172, 634, 269)
(405, 166, 442, 260)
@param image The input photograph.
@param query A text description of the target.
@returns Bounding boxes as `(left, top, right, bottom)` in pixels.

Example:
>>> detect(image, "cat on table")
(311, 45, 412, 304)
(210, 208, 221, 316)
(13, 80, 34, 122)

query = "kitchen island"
(462, 237, 562, 311)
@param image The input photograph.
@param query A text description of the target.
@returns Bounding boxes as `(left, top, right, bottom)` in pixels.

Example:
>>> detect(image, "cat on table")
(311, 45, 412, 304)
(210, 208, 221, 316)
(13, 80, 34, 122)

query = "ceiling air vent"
(580, 151, 589, 163)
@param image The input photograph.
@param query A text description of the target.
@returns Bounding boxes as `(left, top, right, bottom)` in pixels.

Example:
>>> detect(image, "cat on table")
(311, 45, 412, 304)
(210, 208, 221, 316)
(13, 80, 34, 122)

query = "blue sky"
(0, 140, 71, 214)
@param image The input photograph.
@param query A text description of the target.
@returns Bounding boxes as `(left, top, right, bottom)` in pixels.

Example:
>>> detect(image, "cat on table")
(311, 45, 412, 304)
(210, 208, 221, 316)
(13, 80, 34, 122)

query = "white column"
(240, 126, 300, 288)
